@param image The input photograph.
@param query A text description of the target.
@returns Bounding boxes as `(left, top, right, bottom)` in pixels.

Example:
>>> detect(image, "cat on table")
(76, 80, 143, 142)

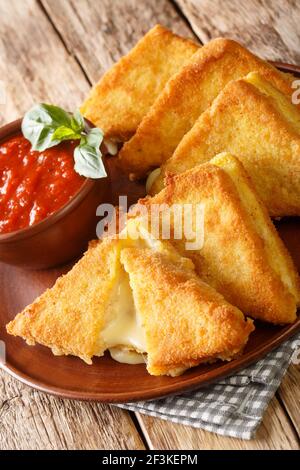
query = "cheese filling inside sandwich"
(97, 221, 183, 365)
(101, 268, 147, 365)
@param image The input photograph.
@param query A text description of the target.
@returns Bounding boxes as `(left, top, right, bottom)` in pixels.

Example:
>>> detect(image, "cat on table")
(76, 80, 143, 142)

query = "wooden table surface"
(0, 0, 299, 450)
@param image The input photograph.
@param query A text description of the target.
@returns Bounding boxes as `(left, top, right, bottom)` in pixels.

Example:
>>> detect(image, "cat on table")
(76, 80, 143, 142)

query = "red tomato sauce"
(0, 134, 85, 234)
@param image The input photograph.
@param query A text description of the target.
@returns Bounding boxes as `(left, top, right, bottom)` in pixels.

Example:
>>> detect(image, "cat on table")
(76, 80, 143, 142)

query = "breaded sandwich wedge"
(119, 38, 297, 179)
(121, 247, 254, 376)
(7, 219, 254, 376)
(150, 73, 300, 217)
(6, 237, 121, 365)
(142, 153, 300, 324)
(80, 25, 198, 141)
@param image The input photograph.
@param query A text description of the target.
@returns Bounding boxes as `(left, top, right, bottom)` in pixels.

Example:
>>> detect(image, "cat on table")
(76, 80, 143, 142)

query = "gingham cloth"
(118, 333, 300, 440)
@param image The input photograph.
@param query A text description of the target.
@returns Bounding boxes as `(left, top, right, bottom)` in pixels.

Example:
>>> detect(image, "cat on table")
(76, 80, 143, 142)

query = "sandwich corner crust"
(7, 237, 121, 364)
(80, 24, 199, 141)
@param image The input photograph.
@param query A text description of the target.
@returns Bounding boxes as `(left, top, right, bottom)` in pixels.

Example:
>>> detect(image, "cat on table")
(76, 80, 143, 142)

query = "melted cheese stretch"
(100, 223, 154, 365)
(102, 270, 147, 364)
(100, 219, 194, 366)
(109, 347, 146, 365)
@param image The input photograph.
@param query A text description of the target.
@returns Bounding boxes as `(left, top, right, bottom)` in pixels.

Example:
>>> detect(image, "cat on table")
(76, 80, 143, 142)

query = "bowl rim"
(0, 118, 105, 243)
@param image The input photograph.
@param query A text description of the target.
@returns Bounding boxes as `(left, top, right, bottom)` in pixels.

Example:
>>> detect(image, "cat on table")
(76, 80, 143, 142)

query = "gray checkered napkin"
(118, 333, 300, 440)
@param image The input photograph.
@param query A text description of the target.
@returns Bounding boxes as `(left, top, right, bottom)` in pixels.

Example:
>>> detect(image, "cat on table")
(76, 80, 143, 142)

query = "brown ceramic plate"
(1, 62, 300, 403)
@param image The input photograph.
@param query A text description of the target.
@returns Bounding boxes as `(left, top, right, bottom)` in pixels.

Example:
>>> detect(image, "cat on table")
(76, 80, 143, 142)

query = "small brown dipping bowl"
(0, 119, 110, 269)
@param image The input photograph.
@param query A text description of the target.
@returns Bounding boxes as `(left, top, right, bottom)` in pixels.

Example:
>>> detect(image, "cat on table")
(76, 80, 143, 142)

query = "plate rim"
(1, 318, 300, 403)
(1, 60, 300, 403)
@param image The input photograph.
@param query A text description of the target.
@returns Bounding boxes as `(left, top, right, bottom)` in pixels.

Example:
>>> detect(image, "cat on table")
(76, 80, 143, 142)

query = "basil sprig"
(74, 128, 106, 178)
(21, 104, 107, 179)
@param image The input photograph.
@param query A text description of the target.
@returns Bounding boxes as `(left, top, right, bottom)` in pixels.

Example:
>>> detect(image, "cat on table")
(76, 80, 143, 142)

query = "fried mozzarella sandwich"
(143, 153, 300, 324)
(7, 219, 254, 376)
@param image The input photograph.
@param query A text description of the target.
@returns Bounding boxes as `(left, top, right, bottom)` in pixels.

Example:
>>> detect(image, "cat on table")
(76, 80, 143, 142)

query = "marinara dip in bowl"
(0, 119, 110, 269)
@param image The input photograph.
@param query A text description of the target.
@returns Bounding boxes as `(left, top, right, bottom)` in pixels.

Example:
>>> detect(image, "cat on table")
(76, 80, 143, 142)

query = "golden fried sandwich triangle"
(7, 219, 254, 376)
(6, 237, 121, 364)
(121, 246, 254, 376)
(119, 38, 298, 179)
(80, 25, 199, 141)
(141, 153, 300, 324)
(151, 72, 300, 217)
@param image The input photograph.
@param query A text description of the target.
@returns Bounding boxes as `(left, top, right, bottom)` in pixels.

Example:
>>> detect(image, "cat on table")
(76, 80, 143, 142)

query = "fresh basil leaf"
(70, 109, 85, 134)
(74, 145, 107, 179)
(84, 127, 104, 148)
(22, 103, 107, 179)
(22, 103, 73, 151)
(74, 134, 106, 179)
(51, 126, 81, 142)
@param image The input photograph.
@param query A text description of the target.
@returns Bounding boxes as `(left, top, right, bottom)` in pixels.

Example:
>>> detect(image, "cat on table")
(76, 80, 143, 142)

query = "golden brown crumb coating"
(141, 154, 300, 324)
(80, 25, 198, 141)
(151, 74, 300, 217)
(6, 237, 121, 364)
(119, 38, 297, 179)
(121, 247, 254, 376)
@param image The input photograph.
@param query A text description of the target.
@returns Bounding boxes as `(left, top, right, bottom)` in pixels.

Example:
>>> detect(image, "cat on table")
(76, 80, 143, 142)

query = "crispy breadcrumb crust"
(141, 156, 300, 324)
(151, 77, 300, 217)
(80, 25, 198, 141)
(121, 247, 254, 376)
(7, 237, 121, 364)
(119, 37, 297, 179)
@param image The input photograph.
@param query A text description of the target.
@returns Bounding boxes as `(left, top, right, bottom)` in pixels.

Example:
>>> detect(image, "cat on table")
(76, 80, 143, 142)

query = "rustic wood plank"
(0, 369, 145, 450)
(278, 364, 300, 438)
(0, 0, 144, 450)
(175, 0, 300, 64)
(40, 0, 199, 85)
(137, 396, 299, 450)
(0, 0, 90, 126)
